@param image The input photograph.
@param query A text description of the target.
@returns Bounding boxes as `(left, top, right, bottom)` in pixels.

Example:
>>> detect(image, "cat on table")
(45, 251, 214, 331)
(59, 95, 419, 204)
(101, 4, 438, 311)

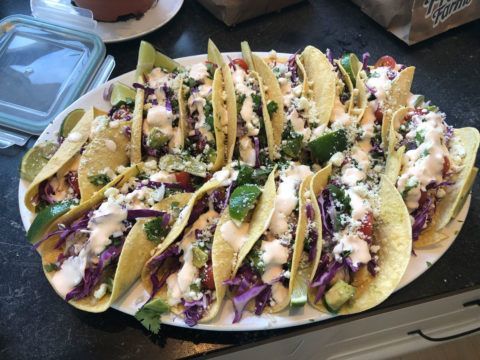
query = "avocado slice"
(324, 280, 356, 313)
(228, 184, 262, 223)
(192, 246, 208, 268)
(308, 129, 348, 163)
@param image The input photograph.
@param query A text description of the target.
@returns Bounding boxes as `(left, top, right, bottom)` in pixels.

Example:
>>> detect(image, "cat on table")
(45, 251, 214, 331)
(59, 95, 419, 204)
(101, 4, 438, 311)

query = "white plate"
(18, 53, 470, 331)
(97, 0, 183, 43)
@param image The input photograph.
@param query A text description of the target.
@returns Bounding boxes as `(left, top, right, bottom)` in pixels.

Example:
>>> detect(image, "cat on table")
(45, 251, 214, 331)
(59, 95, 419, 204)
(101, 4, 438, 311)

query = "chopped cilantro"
(144, 216, 171, 244)
(426, 261, 432, 268)
(415, 130, 425, 145)
(204, 100, 214, 130)
(184, 77, 198, 88)
(251, 93, 262, 111)
(206, 62, 216, 79)
(236, 94, 246, 113)
(267, 101, 278, 117)
(43, 263, 58, 272)
(106, 277, 114, 292)
(190, 282, 201, 293)
(402, 179, 418, 198)
(135, 298, 169, 334)
(88, 173, 111, 186)
(281, 121, 303, 159)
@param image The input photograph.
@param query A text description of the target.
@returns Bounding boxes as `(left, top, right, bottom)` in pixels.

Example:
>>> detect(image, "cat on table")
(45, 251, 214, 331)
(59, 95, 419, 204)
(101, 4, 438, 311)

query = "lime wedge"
(291, 266, 309, 307)
(155, 51, 182, 73)
(229, 184, 262, 223)
(60, 109, 85, 138)
(340, 53, 360, 87)
(27, 200, 77, 244)
(20, 141, 59, 182)
(136, 41, 156, 79)
(110, 83, 136, 106)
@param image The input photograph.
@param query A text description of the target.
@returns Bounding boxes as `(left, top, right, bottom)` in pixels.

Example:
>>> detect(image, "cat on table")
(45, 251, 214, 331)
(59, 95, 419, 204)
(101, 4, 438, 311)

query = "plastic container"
(0, 14, 114, 148)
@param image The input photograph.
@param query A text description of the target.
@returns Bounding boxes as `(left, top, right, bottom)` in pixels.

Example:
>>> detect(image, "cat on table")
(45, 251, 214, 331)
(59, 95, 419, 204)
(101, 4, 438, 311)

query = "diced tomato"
(175, 172, 191, 187)
(374, 108, 384, 123)
(232, 58, 249, 72)
(374, 55, 396, 69)
(418, 191, 428, 208)
(359, 212, 374, 239)
(442, 156, 450, 177)
(201, 263, 215, 290)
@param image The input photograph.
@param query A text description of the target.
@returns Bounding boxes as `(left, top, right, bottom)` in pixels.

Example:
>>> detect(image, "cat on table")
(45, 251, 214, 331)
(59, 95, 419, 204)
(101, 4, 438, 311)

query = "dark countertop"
(1, 1, 479, 359)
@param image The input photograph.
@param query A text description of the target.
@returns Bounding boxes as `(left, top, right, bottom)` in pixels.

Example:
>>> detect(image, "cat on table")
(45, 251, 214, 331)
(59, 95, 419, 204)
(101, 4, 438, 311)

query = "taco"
(140, 166, 242, 325)
(211, 44, 277, 168)
(33, 164, 192, 312)
(224, 161, 313, 322)
(24, 107, 131, 215)
(363, 55, 415, 148)
(130, 41, 230, 176)
(307, 150, 411, 314)
(385, 102, 479, 248)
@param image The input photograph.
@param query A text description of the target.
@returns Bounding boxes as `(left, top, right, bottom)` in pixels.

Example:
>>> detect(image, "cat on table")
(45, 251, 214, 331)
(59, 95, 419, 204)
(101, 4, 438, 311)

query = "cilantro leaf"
(135, 298, 170, 334)
(267, 100, 278, 117)
(88, 173, 111, 186)
(144, 216, 171, 244)
(43, 263, 59, 272)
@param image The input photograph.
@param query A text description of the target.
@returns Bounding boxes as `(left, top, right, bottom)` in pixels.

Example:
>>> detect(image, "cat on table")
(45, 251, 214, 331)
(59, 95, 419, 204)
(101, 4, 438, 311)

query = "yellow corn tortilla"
(77, 120, 131, 202)
(308, 163, 332, 281)
(222, 60, 276, 162)
(24, 107, 102, 212)
(130, 83, 144, 164)
(415, 128, 480, 248)
(308, 168, 412, 314)
(178, 67, 226, 172)
(284, 173, 314, 311)
(380, 67, 415, 148)
(300, 46, 336, 126)
(250, 53, 286, 147)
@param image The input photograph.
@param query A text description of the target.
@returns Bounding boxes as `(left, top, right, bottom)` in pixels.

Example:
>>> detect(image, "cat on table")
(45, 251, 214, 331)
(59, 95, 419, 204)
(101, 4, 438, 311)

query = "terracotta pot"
(74, 0, 156, 22)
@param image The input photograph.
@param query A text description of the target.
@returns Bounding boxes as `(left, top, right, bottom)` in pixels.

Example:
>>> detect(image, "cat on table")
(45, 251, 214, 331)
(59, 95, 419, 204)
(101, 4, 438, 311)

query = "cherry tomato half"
(175, 172, 191, 187)
(232, 58, 249, 72)
(374, 55, 397, 69)
(201, 263, 215, 290)
(359, 212, 374, 239)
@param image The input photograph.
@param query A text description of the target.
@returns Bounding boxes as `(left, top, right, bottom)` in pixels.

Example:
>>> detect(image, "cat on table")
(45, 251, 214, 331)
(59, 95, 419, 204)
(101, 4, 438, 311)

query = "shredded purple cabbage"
(132, 82, 154, 96)
(287, 51, 299, 83)
(444, 125, 454, 145)
(311, 257, 343, 303)
(326, 48, 334, 65)
(139, 180, 194, 193)
(209, 188, 226, 213)
(361, 52, 370, 71)
(126, 209, 165, 220)
(232, 283, 268, 323)
(182, 294, 210, 326)
(148, 245, 181, 296)
(317, 189, 335, 242)
(65, 244, 122, 301)
(186, 196, 209, 228)
(411, 197, 434, 241)
(254, 285, 272, 316)
(162, 83, 172, 111)
(123, 126, 131, 139)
